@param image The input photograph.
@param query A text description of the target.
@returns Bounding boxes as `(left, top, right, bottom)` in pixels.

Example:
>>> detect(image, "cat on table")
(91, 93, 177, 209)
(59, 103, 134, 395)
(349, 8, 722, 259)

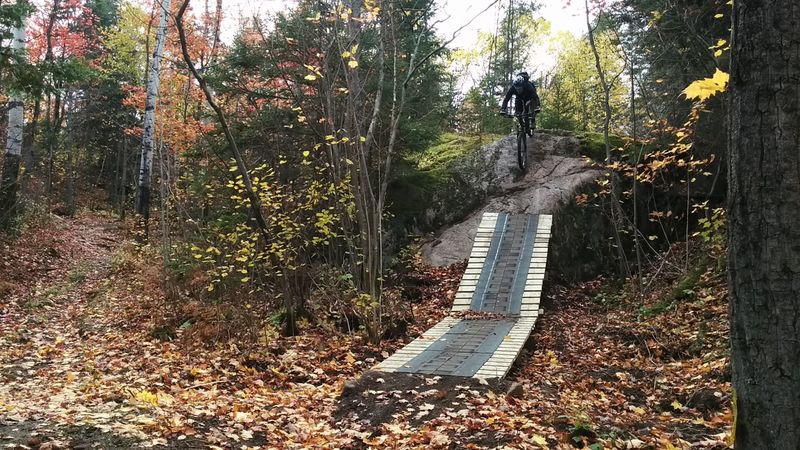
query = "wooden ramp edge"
(375, 213, 552, 379)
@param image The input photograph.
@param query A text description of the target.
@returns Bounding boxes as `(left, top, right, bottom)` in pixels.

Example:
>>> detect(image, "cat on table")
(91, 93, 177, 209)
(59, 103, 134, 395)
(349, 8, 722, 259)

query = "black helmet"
(513, 72, 529, 93)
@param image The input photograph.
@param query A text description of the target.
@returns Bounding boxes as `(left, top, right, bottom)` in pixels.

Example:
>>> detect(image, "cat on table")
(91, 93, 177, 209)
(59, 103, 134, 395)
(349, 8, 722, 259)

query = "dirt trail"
(0, 212, 376, 449)
(422, 132, 601, 266)
(0, 213, 151, 447)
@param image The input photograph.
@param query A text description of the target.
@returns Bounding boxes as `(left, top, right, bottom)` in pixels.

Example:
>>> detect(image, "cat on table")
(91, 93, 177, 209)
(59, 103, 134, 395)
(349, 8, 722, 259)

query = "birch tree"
(136, 0, 171, 234)
(1, 14, 26, 228)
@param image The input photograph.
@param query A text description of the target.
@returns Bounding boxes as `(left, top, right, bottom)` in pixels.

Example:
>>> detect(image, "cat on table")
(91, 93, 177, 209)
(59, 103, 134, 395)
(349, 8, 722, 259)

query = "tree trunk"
(136, 0, 172, 235)
(728, 0, 800, 448)
(585, 0, 630, 278)
(64, 130, 75, 215)
(23, 99, 40, 171)
(0, 20, 26, 228)
(44, 0, 60, 205)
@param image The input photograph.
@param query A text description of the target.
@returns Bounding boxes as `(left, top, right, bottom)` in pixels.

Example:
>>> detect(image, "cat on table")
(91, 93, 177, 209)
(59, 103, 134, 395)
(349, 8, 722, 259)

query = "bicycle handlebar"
(499, 111, 539, 118)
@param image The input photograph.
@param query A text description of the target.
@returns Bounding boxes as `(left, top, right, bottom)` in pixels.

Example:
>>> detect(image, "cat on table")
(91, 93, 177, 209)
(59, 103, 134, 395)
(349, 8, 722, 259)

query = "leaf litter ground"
(1, 213, 731, 449)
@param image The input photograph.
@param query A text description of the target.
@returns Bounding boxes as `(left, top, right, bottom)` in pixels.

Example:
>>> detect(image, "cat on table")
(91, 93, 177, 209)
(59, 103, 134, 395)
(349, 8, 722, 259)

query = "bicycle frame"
(503, 103, 536, 134)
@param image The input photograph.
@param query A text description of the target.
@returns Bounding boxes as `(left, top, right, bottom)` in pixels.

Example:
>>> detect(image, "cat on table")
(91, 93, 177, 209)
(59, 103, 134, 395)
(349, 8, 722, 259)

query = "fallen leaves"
(0, 213, 732, 449)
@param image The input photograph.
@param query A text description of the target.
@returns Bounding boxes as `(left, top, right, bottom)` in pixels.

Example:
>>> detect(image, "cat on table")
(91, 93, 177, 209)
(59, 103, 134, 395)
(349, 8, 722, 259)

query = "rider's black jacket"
(501, 80, 541, 111)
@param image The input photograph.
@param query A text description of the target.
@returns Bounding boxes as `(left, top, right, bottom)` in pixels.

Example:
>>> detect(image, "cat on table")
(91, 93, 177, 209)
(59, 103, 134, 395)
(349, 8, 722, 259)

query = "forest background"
(0, 0, 746, 447)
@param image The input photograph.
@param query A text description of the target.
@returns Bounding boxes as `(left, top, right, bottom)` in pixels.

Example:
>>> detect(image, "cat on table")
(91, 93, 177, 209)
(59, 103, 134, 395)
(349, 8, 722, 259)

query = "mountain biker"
(500, 71, 541, 136)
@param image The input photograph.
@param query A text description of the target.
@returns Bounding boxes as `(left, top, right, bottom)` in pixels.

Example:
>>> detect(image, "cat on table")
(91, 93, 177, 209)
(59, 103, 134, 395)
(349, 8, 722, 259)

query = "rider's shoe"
(527, 130, 533, 137)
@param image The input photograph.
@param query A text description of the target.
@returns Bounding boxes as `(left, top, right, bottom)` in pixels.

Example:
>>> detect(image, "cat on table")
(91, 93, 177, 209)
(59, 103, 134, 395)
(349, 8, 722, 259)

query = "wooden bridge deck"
(376, 212, 552, 379)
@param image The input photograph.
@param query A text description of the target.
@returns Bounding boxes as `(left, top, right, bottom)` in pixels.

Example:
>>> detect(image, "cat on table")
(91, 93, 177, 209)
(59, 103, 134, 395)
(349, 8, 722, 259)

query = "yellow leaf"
(682, 68, 729, 101)
(304, 74, 317, 81)
(714, 49, 723, 57)
(134, 390, 160, 407)
(351, 44, 358, 54)
(241, 277, 250, 283)
(348, 60, 359, 69)
(671, 400, 683, 410)
(341, 50, 351, 58)
(714, 13, 724, 18)
(633, 406, 646, 415)
(325, 135, 335, 141)
(302, 150, 310, 158)
(532, 435, 548, 446)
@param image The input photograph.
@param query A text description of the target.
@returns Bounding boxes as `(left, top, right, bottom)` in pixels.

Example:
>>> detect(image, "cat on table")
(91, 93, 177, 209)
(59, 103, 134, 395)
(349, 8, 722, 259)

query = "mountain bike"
(500, 105, 539, 171)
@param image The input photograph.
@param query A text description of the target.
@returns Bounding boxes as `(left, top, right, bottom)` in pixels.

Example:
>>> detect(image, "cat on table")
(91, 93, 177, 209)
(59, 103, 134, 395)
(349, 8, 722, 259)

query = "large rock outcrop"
(421, 131, 616, 282)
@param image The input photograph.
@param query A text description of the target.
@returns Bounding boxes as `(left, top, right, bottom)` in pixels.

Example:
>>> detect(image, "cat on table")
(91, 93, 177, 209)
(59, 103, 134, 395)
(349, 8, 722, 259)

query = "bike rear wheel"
(517, 131, 528, 171)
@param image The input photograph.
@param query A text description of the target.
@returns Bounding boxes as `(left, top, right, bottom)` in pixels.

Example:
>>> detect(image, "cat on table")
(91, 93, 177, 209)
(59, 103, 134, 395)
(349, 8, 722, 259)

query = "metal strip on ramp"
(376, 213, 552, 378)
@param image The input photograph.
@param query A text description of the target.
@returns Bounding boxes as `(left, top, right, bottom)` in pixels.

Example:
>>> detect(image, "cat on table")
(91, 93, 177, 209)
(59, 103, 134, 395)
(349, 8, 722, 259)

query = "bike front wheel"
(517, 131, 528, 171)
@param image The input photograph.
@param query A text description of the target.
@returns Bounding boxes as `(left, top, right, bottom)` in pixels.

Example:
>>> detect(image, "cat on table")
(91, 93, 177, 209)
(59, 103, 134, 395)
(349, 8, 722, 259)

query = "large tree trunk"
(136, 0, 172, 234)
(728, 0, 800, 448)
(0, 20, 26, 228)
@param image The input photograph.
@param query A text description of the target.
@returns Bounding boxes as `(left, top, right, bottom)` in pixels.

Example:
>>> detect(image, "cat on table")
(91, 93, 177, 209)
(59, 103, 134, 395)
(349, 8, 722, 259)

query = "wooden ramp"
(376, 213, 552, 379)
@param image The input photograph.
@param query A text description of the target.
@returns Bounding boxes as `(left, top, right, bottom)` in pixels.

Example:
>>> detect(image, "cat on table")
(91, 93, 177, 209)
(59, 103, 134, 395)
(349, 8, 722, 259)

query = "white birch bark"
(4, 24, 25, 159)
(136, 0, 171, 221)
(1, 18, 27, 226)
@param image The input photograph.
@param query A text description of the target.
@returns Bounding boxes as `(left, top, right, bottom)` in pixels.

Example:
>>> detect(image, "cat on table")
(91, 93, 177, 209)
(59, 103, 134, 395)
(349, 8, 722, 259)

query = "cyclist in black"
(500, 71, 541, 136)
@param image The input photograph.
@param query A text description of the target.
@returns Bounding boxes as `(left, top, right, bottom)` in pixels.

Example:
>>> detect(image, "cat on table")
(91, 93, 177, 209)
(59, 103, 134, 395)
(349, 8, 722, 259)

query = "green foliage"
(67, 265, 89, 284)
(0, 197, 50, 235)
(567, 412, 600, 448)
(612, 0, 730, 125)
(174, 159, 352, 295)
(86, 0, 120, 28)
(576, 132, 628, 161)
(0, 0, 41, 95)
(537, 31, 629, 134)
(642, 257, 710, 317)
(100, 2, 148, 83)
(695, 208, 726, 249)
(412, 132, 503, 171)
(388, 132, 501, 229)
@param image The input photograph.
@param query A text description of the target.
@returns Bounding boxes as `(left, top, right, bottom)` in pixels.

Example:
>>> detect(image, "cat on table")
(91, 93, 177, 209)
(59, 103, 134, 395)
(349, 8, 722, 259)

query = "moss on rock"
(387, 133, 503, 233)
